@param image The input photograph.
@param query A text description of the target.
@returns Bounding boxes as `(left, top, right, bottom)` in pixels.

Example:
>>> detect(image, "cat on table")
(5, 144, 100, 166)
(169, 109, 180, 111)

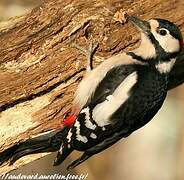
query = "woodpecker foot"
(73, 41, 98, 72)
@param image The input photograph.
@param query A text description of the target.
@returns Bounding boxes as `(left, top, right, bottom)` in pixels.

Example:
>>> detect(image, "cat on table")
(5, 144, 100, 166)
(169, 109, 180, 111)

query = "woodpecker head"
(126, 15, 183, 73)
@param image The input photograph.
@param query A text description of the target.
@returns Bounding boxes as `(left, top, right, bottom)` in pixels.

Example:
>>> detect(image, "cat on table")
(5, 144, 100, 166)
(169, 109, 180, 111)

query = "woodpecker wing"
(71, 64, 167, 149)
(89, 65, 138, 127)
(66, 64, 139, 148)
(89, 64, 136, 108)
(56, 60, 168, 167)
(73, 53, 142, 112)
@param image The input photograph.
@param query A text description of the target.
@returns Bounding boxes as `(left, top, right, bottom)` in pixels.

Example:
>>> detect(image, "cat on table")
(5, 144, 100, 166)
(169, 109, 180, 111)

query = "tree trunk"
(0, 0, 184, 174)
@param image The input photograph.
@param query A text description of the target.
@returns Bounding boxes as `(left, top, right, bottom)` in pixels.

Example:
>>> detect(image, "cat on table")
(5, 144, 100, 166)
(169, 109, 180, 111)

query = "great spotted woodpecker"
(0, 15, 183, 170)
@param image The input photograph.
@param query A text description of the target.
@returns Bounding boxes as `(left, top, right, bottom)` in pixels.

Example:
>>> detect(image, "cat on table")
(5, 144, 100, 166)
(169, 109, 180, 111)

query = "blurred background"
(1, 1, 184, 180)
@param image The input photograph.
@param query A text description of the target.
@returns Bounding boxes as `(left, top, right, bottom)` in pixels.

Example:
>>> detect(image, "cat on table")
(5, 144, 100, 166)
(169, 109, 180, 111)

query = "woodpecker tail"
(0, 127, 70, 166)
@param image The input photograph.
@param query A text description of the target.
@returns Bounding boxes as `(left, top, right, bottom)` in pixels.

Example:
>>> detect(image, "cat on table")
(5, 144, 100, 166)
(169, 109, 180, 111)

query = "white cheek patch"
(149, 20, 180, 53)
(152, 32, 180, 53)
(92, 71, 138, 127)
(156, 58, 176, 73)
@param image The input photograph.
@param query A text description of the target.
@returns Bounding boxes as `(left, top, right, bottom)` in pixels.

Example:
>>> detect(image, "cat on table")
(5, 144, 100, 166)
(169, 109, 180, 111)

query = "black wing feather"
(89, 64, 136, 108)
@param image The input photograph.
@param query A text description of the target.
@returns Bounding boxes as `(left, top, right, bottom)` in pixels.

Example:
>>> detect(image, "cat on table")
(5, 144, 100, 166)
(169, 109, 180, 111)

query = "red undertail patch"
(63, 115, 77, 127)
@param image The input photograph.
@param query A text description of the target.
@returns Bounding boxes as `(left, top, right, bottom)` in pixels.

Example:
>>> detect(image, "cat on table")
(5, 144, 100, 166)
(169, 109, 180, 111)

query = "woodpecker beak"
(125, 14, 151, 35)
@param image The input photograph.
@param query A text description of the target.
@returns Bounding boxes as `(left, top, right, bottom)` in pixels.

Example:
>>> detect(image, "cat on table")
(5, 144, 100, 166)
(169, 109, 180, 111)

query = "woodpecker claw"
(67, 152, 89, 170)
(73, 41, 98, 56)
(72, 41, 98, 72)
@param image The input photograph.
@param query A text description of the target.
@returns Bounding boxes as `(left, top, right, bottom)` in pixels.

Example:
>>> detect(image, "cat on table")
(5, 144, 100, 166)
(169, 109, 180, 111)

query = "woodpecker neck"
(155, 58, 176, 74)
(127, 50, 177, 75)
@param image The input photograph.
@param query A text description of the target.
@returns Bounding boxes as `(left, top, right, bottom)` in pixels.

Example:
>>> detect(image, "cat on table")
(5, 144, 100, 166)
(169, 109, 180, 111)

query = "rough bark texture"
(0, 0, 184, 174)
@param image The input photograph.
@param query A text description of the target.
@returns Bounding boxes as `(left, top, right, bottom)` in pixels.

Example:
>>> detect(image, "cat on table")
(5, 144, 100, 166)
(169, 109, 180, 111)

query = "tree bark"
(0, 0, 184, 174)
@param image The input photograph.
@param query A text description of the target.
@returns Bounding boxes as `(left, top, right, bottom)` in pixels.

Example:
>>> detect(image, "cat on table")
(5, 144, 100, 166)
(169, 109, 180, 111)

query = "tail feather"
(0, 127, 69, 166)
(0, 145, 19, 166)
(9, 147, 47, 165)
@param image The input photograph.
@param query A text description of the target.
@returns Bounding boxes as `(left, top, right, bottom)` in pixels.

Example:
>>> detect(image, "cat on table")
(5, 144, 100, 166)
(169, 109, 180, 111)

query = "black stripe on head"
(146, 32, 179, 61)
(127, 52, 148, 63)
(128, 50, 178, 64)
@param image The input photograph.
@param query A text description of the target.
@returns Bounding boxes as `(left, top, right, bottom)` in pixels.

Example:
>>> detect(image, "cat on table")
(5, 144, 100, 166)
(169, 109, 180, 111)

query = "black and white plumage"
(0, 15, 183, 170)
(54, 15, 183, 169)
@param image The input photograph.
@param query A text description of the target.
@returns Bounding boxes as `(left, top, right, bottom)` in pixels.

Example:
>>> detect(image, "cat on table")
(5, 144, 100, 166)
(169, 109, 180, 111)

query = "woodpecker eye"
(158, 29, 168, 36)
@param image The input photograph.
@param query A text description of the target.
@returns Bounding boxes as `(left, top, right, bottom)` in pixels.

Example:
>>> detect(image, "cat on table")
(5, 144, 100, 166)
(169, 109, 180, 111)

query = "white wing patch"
(73, 53, 141, 111)
(92, 71, 138, 127)
(155, 58, 176, 74)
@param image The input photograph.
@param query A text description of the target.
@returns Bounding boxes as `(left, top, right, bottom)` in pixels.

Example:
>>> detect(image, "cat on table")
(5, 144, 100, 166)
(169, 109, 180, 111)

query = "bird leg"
(73, 41, 98, 72)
